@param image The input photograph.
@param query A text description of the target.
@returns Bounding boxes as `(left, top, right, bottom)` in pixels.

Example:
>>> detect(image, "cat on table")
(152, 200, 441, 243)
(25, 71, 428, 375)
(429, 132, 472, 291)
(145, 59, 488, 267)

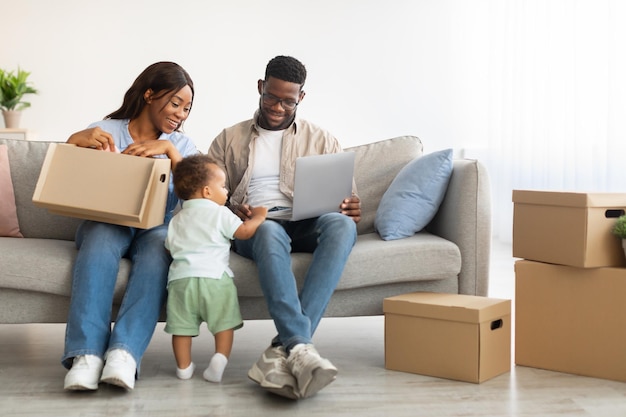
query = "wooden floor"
(2, 240, 626, 417)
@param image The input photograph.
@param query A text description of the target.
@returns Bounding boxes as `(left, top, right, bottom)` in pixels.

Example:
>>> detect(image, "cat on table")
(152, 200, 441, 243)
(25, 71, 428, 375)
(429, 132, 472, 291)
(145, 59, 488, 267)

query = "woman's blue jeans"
(61, 221, 171, 372)
(234, 212, 357, 353)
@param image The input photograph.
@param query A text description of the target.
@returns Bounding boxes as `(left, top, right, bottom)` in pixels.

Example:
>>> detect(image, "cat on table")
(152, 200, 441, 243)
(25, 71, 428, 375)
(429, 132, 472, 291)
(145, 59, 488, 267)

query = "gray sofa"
(0, 136, 491, 323)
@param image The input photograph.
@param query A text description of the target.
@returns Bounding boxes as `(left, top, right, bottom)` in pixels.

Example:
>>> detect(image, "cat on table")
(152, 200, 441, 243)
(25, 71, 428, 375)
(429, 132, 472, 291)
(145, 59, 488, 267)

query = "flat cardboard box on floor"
(512, 190, 626, 268)
(515, 259, 626, 383)
(383, 292, 511, 383)
(32, 143, 171, 229)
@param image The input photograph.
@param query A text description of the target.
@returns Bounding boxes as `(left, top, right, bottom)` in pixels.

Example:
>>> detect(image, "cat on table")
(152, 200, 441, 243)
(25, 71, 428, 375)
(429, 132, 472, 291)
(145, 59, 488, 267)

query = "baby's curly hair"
(265, 55, 307, 87)
(173, 154, 218, 200)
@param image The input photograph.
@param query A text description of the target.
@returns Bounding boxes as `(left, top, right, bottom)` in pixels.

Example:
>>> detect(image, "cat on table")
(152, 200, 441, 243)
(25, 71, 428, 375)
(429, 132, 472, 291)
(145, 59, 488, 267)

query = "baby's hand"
(249, 206, 268, 218)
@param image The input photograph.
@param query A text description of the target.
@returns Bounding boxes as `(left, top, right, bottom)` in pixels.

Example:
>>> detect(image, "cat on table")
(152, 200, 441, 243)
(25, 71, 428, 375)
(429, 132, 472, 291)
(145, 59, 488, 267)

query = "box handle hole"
(490, 319, 503, 331)
(159, 174, 167, 183)
(605, 209, 625, 218)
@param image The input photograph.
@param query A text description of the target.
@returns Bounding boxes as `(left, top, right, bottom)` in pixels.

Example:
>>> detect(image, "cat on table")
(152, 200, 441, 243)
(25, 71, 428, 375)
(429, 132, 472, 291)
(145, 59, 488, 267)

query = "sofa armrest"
(426, 159, 491, 296)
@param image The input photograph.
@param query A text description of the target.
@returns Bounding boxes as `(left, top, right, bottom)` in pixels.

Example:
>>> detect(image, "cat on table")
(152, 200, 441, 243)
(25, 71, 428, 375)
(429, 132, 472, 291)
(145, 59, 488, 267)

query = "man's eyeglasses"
(261, 93, 299, 111)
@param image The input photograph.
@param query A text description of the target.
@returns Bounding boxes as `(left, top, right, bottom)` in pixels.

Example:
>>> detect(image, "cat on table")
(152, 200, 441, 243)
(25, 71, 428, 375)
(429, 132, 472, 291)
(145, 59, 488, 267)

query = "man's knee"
(254, 220, 287, 241)
(320, 213, 357, 236)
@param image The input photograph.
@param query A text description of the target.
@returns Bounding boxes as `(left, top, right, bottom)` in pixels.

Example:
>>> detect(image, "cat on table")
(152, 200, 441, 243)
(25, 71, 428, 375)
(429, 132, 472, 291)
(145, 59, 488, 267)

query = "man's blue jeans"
(61, 221, 170, 372)
(234, 212, 357, 353)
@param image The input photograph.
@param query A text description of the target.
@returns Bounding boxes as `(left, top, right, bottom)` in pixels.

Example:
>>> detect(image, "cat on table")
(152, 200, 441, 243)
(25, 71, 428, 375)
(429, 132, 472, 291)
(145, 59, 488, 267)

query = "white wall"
(0, 0, 490, 153)
(7, 1, 625, 243)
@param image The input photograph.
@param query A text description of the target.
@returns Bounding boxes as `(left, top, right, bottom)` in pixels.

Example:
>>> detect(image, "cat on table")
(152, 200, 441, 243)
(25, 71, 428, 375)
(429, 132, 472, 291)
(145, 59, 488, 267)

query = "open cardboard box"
(32, 143, 171, 229)
(383, 292, 511, 383)
(512, 190, 626, 267)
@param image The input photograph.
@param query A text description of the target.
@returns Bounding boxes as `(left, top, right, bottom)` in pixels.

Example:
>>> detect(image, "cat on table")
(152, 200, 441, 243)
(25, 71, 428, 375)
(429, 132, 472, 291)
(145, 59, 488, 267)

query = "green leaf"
(0, 67, 38, 111)
(612, 215, 626, 238)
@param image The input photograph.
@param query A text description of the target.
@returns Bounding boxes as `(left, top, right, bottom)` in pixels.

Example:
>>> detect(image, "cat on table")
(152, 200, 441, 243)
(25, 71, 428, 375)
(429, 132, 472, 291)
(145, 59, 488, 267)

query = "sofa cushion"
(0, 139, 82, 240)
(0, 237, 131, 302)
(346, 136, 423, 235)
(231, 231, 461, 297)
(0, 145, 23, 237)
(375, 148, 453, 241)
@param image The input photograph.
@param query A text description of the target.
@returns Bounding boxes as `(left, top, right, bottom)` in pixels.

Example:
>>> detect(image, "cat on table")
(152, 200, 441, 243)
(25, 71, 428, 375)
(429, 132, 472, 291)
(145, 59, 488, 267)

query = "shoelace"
(290, 346, 318, 368)
(276, 357, 291, 372)
(74, 355, 100, 368)
(108, 351, 130, 364)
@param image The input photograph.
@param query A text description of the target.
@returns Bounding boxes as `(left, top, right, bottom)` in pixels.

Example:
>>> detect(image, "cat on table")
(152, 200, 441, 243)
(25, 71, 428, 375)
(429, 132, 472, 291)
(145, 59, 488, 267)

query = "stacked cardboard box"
(512, 190, 626, 382)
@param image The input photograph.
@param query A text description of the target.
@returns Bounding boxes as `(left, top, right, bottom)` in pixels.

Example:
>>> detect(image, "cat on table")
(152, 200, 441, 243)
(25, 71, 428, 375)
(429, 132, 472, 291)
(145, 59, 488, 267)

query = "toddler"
(164, 154, 267, 382)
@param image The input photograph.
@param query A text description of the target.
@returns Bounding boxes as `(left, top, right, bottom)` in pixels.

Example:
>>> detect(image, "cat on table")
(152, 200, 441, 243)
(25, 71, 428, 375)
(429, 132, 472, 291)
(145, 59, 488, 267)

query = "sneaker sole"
(247, 363, 265, 385)
(64, 381, 99, 391)
(100, 368, 134, 390)
(299, 367, 338, 398)
(64, 372, 101, 391)
(248, 364, 299, 400)
(100, 375, 134, 390)
(264, 385, 300, 400)
(248, 363, 293, 389)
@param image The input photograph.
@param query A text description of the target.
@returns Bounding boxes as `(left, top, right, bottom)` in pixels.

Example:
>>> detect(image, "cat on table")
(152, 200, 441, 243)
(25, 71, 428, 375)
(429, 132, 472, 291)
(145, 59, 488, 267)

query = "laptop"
(266, 152, 356, 221)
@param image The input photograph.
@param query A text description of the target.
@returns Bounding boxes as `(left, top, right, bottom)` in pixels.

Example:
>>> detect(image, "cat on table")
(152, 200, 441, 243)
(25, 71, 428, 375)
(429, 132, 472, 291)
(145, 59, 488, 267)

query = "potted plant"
(0, 67, 39, 129)
(611, 214, 626, 258)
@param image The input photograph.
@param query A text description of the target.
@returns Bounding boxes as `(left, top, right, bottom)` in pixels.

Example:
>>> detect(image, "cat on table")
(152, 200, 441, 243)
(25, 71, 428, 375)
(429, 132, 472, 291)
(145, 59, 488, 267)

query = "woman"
(62, 62, 198, 391)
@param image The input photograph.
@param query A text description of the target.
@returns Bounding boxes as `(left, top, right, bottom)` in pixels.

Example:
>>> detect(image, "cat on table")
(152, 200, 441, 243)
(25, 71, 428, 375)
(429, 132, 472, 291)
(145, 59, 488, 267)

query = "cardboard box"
(32, 143, 171, 229)
(383, 292, 511, 383)
(512, 190, 626, 268)
(515, 260, 626, 382)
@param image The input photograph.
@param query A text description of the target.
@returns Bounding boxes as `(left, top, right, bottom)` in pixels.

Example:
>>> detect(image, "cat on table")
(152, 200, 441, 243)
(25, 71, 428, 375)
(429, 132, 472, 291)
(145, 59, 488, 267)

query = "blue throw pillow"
(375, 149, 453, 241)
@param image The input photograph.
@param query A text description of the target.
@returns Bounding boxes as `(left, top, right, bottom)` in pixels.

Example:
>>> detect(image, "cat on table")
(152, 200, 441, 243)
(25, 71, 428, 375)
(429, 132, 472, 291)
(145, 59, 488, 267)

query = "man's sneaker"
(248, 346, 299, 399)
(287, 344, 337, 398)
(100, 349, 136, 390)
(64, 354, 104, 391)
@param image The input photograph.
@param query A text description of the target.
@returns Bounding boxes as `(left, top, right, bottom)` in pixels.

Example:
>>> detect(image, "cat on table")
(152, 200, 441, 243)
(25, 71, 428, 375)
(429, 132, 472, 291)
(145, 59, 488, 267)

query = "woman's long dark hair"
(106, 62, 194, 131)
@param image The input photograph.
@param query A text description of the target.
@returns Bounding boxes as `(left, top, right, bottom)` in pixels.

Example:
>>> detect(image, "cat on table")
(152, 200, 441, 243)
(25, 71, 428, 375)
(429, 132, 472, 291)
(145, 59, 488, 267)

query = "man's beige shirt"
(207, 112, 356, 207)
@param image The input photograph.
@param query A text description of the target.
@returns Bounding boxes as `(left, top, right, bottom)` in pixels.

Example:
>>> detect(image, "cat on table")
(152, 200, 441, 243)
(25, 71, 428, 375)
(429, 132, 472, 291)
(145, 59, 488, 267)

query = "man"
(207, 55, 361, 399)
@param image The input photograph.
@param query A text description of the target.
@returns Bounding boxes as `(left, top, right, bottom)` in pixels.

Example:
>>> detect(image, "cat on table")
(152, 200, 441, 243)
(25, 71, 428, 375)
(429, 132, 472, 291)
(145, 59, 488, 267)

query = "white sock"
(203, 353, 228, 383)
(176, 362, 195, 380)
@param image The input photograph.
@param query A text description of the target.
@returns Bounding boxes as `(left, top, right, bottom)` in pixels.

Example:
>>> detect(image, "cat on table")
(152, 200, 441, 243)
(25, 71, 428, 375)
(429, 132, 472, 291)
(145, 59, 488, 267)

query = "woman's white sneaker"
(100, 349, 137, 390)
(64, 354, 104, 391)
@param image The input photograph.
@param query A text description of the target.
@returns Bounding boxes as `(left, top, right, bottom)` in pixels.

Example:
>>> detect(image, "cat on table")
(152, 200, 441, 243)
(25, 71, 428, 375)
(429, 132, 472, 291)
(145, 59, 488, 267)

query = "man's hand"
(340, 195, 361, 224)
(231, 203, 252, 221)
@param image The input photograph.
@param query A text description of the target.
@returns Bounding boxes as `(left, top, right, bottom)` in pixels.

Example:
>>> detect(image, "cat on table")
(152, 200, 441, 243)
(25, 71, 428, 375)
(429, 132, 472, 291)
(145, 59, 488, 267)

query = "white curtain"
(487, 0, 626, 242)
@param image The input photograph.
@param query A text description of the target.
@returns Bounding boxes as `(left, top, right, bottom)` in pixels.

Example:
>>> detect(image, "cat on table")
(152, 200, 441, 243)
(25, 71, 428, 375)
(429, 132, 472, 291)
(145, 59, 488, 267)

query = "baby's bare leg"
(215, 329, 234, 357)
(172, 335, 192, 368)
(172, 335, 195, 379)
(203, 329, 234, 382)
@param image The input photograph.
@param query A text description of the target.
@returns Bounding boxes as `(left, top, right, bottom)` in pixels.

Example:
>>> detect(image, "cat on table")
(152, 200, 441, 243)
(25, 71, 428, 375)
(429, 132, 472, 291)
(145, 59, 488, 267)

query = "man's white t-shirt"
(246, 127, 291, 209)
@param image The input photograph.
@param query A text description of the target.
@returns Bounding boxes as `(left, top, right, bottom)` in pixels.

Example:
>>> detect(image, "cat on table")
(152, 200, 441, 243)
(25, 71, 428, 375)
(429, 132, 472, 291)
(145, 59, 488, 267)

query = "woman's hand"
(341, 195, 362, 224)
(122, 140, 174, 158)
(67, 127, 116, 152)
(122, 140, 184, 169)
